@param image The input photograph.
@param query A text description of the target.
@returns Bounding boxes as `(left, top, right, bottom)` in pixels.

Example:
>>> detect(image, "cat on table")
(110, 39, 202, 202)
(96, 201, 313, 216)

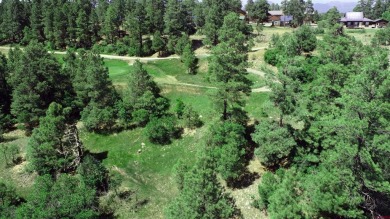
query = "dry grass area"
(227, 158, 268, 219)
(0, 129, 36, 195)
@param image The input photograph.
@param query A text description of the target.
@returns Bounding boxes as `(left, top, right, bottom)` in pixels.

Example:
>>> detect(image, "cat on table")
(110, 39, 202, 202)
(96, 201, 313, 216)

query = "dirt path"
(0, 46, 271, 92)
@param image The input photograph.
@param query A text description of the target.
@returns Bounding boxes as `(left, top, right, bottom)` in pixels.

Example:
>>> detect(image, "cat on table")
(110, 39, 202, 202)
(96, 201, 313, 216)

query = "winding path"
(0, 46, 271, 92)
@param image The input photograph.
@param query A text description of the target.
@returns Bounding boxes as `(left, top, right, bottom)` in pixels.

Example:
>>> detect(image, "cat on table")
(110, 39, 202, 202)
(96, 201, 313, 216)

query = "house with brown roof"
(267, 11, 293, 26)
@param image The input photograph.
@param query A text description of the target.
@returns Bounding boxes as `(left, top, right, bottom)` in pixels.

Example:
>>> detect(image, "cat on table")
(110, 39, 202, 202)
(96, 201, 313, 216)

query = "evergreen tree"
(70, 50, 118, 131)
(0, 53, 12, 136)
(76, 8, 91, 48)
(305, 0, 314, 23)
(166, 154, 241, 218)
(125, 1, 147, 56)
(354, 0, 375, 19)
(252, 120, 296, 167)
(28, 103, 84, 176)
(9, 42, 67, 133)
(164, 0, 191, 36)
(208, 13, 251, 123)
(182, 43, 197, 74)
(0, 182, 21, 218)
(203, 0, 241, 46)
(152, 31, 166, 56)
(103, 4, 119, 44)
(294, 25, 317, 53)
(245, 0, 255, 21)
(30, 0, 45, 42)
(17, 174, 98, 218)
(145, 0, 166, 33)
(0, 0, 26, 42)
(120, 61, 169, 126)
(284, 0, 306, 26)
(208, 122, 246, 182)
(251, 0, 270, 24)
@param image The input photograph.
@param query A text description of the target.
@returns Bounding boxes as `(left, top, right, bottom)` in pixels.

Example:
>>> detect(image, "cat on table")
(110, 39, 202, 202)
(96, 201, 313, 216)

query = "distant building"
(340, 12, 388, 28)
(373, 19, 388, 28)
(280, 15, 293, 26)
(235, 9, 247, 21)
(267, 11, 293, 26)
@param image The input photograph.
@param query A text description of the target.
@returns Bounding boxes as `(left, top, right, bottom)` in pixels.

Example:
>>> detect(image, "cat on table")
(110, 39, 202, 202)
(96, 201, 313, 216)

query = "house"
(268, 11, 284, 26)
(373, 19, 388, 28)
(280, 15, 293, 26)
(340, 12, 373, 28)
(235, 9, 247, 21)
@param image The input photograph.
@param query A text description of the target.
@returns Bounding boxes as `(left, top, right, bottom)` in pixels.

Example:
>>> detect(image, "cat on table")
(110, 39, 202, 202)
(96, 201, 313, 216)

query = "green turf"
(80, 88, 215, 218)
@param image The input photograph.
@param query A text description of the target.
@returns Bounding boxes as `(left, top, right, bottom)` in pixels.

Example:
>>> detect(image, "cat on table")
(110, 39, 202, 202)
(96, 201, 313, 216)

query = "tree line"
(0, 0, 247, 56)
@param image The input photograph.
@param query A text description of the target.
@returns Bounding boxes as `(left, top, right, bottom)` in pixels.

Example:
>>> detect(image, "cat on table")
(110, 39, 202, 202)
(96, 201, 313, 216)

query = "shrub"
(81, 102, 116, 132)
(264, 48, 280, 66)
(145, 116, 178, 145)
(115, 41, 128, 56)
(175, 99, 185, 119)
(182, 105, 202, 129)
(104, 44, 116, 54)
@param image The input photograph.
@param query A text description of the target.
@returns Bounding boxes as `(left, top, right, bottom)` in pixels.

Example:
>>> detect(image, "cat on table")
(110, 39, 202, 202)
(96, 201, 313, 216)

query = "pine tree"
(252, 0, 270, 24)
(120, 60, 169, 126)
(76, 8, 91, 48)
(305, 0, 314, 23)
(208, 13, 251, 123)
(245, 0, 255, 21)
(145, 0, 166, 33)
(203, 0, 241, 46)
(166, 154, 241, 218)
(9, 42, 66, 133)
(125, 1, 147, 56)
(0, 0, 25, 42)
(182, 43, 197, 74)
(0, 53, 11, 140)
(17, 174, 98, 218)
(70, 50, 118, 131)
(208, 122, 247, 182)
(152, 31, 166, 56)
(30, 0, 45, 42)
(102, 4, 119, 44)
(28, 103, 85, 176)
(284, 0, 306, 26)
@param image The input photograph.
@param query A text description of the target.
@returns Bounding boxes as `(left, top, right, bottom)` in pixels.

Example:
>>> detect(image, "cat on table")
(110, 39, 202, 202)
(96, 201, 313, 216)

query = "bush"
(142, 38, 154, 56)
(104, 44, 116, 54)
(264, 48, 280, 66)
(81, 102, 116, 132)
(115, 41, 128, 56)
(145, 116, 178, 145)
(175, 99, 185, 119)
(182, 105, 202, 129)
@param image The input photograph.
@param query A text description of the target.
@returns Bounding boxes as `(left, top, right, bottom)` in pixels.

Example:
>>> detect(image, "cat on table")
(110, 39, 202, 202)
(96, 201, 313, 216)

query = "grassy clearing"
(0, 44, 271, 218)
(345, 28, 378, 45)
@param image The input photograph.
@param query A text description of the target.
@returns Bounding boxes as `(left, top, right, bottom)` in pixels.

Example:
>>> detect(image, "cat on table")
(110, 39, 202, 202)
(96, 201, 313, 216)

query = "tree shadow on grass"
(84, 150, 109, 162)
(228, 170, 260, 189)
(192, 39, 204, 51)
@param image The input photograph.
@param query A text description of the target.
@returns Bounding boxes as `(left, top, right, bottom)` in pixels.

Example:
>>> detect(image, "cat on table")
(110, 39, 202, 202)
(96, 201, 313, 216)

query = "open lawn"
(344, 28, 378, 45)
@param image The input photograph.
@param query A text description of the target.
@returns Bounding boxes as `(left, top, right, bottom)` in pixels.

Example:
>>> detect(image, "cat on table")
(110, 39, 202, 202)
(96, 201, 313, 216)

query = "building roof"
(341, 12, 373, 22)
(373, 19, 388, 22)
(268, 11, 284, 16)
(280, 15, 293, 22)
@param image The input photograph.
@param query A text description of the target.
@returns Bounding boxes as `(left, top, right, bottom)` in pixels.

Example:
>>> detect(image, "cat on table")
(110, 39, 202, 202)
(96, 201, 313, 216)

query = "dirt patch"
(227, 158, 268, 219)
